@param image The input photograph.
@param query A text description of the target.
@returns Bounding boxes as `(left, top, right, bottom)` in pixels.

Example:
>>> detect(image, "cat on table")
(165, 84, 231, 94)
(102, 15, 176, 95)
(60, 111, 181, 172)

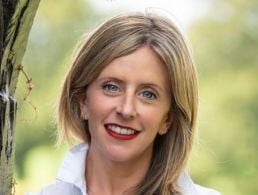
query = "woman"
(37, 11, 220, 195)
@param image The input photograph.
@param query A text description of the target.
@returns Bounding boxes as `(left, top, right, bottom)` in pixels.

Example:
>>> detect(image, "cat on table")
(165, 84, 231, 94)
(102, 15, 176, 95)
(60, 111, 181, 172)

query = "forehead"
(97, 46, 171, 89)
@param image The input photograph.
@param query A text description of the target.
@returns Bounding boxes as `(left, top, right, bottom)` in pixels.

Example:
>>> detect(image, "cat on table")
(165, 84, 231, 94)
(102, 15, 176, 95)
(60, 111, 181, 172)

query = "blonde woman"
(37, 11, 220, 195)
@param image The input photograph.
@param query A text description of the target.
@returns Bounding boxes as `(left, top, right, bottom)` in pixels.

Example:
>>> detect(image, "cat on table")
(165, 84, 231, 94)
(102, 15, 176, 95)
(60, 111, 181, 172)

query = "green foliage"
(189, 0, 258, 194)
(15, 0, 102, 180)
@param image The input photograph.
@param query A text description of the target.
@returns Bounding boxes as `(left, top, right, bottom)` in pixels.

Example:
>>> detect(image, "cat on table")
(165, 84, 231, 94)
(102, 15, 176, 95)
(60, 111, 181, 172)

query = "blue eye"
(141, 91, 157, 100)
(103, 83, 120, 92)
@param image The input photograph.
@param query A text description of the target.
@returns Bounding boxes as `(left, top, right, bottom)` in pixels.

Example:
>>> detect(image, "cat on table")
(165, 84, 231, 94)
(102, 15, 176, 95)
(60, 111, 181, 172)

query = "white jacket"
(31, 143, 221, 195)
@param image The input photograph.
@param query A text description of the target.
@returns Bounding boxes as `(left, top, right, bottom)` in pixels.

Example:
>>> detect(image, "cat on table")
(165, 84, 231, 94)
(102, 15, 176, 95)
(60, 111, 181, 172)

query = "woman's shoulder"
(26, 180, 83, 195)
(26, 143, 89, 195)
(191, 183, 221, 195)
(178, 172, 221, 195)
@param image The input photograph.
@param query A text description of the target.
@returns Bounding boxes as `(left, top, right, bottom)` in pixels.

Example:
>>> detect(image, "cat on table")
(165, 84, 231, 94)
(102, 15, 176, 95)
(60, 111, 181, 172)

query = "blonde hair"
(59, 11, 198, 195)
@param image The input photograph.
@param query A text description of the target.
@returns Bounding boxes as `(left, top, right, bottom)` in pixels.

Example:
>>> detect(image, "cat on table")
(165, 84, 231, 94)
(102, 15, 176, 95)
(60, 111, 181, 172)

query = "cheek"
(141, 106, 168, 130)
(85, 93, 117, 125)
(85, 89, 107, 113)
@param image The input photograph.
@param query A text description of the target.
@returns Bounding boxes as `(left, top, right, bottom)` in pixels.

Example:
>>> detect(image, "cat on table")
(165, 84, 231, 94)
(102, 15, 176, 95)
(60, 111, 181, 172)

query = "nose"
(116, 94, 137, 119)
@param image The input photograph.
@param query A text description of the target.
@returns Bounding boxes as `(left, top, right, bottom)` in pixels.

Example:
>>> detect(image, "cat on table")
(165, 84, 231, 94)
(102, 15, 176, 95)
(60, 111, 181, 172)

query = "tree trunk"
(0, 0, 40, 194)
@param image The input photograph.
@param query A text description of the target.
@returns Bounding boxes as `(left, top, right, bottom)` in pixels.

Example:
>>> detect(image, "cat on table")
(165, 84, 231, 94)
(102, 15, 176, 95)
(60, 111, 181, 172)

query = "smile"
(107, 125, 135, 135)
(105, 124, 140, 140)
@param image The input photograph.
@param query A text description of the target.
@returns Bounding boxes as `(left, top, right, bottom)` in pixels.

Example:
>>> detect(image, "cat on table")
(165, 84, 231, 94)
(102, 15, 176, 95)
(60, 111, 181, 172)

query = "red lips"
(105, 124, 140, 140)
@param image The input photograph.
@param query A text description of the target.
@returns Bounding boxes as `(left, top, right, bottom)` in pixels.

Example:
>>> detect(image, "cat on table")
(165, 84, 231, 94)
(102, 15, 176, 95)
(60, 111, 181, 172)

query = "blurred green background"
(14, 0, 258, 194)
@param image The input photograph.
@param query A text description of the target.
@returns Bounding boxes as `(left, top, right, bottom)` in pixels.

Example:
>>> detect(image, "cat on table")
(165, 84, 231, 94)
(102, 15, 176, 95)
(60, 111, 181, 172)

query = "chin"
(105, 147, 136, 162)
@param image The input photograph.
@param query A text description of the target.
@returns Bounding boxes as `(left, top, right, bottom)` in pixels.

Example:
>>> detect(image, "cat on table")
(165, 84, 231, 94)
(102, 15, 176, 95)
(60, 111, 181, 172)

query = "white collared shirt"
(33, 143, 221, 195)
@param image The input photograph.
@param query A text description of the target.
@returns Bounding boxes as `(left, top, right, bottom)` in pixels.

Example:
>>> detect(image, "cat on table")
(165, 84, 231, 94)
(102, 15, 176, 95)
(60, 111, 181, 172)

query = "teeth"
(107, 125, 135, 135)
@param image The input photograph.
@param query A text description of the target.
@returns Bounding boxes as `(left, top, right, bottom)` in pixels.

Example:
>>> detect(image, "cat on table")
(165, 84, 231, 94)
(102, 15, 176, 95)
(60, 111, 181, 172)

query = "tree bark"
(0, 0, 40, 194)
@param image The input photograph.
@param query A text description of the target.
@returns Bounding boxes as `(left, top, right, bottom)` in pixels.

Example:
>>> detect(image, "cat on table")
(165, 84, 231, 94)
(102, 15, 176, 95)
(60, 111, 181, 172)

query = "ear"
(158, 114, 174, 135)
(79, 96, 89, 120)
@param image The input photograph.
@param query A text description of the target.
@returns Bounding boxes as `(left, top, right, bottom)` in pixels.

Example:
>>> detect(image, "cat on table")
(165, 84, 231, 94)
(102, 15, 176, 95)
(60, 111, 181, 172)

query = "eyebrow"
(141, 83, 167, 94)
(96, 77, 124, 84)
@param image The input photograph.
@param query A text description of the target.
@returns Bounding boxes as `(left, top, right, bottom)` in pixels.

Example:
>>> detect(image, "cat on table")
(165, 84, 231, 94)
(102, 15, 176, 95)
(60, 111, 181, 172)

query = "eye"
(141, 90, 157, 100)
(102, 83, 120, 93)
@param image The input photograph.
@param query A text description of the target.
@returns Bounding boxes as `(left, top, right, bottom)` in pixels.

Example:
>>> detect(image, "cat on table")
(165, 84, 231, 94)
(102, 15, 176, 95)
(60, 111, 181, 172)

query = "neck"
(85, 144, 152, 195)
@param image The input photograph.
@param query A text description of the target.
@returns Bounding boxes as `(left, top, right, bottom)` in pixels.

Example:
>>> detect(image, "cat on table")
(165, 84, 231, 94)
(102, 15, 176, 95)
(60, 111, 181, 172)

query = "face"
(80, 46, 172, 164)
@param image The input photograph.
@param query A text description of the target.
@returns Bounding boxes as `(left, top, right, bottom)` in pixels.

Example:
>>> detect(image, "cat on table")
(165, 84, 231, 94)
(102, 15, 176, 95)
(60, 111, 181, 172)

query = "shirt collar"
(56, 143, 195, 195)
(57, 143, 88, 195)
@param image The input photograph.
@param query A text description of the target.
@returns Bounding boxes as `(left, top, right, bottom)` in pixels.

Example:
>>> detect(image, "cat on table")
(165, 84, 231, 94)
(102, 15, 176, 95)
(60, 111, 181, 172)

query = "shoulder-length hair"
(58, 11, 198, 195)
